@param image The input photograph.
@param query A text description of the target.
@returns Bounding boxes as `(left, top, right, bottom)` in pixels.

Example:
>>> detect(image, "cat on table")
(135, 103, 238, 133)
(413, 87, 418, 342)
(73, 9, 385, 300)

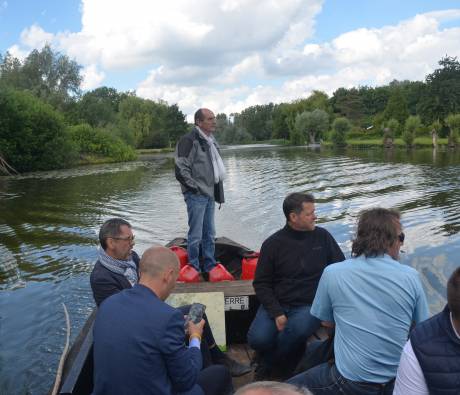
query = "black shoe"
(216, 355, 252, 377)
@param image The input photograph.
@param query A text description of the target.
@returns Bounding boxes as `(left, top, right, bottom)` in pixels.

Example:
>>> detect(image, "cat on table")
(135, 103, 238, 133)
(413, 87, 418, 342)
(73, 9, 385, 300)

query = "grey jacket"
(175, 127, 225, 203)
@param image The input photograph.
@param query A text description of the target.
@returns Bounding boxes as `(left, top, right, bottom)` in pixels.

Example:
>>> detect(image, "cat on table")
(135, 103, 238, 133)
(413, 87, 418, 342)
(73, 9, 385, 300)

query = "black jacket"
(90, 251, 140, 306)
(411, 305, 460, 394)
(253, 225, 345, 318)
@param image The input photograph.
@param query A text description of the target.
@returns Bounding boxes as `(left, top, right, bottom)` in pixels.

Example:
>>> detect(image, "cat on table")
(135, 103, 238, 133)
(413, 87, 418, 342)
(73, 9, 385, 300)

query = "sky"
(1, 0, 460, 120)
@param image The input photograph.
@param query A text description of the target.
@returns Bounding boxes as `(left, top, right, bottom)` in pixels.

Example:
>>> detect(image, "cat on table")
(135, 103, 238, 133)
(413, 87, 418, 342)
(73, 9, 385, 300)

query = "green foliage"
(233, 104, 274, 141)
(331, 88, 365, 125)
(331, 117, 351, 146)
(402, 115, 421, 147)
(445, 113, 460, 146)
(418, 56, 460, 125)
(294, 109, 329, 144)
(68, 123, 136, 161)
(0, 89, 78, 172)
(75, 87, 126, 127)
(383, 89, 409, 132)
(0, 45, 82, 111)
(118, 96, 186, 148)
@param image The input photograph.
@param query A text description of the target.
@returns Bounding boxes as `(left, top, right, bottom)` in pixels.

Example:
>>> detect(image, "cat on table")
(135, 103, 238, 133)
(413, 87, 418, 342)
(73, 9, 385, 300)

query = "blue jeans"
(247, 305, 320, 369)
(287, 363, 395, 395)
(184, 191, 216, 272)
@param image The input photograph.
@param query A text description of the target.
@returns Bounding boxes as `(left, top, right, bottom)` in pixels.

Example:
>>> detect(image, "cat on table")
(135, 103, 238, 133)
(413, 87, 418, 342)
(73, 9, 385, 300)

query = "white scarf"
(197, 127, 226, 183)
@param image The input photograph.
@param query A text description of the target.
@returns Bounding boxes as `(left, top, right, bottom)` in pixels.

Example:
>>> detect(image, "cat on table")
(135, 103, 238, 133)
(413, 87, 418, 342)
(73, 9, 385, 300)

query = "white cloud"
(19, 24, 54, 49)
(7, 2, 460, 119)
(81, 64, 105, 90)
(7, 44, 28, 61)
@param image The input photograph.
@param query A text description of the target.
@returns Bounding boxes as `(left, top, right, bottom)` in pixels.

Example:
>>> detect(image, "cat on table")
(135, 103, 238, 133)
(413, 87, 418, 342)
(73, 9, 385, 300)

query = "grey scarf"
(98, 247, 138, 286)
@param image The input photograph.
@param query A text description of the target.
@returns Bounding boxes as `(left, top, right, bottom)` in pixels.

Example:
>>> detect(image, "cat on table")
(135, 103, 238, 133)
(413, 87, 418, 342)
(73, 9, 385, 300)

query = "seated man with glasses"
(90, 217, 251, 377)
(287, 208, 429, 394)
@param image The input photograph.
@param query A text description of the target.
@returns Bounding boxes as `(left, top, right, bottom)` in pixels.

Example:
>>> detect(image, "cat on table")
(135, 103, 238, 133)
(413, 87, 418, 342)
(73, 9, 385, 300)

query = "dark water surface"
(1, 146, 459, 394)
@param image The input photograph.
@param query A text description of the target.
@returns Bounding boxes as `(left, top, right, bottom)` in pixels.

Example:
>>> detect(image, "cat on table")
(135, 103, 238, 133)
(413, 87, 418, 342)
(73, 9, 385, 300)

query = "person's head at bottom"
(235, 381, 312, 395)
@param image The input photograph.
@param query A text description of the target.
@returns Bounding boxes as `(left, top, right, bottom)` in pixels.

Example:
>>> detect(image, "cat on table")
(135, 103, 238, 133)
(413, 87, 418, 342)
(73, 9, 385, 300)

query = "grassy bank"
(323, 137, 449, 148)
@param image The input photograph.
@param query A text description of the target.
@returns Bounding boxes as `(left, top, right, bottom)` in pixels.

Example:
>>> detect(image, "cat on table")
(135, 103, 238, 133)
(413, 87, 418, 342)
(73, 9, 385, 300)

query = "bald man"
(92, 246, 232, 395)
(235, 381, 312, 395)
(175, 108, 232, 281)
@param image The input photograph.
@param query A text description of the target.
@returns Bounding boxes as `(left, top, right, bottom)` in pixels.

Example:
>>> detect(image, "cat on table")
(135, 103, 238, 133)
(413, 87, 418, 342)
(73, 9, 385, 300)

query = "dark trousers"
(287, 363, 395, 395)
(247, 304, 320, 370)
(197, 365, 233, 395)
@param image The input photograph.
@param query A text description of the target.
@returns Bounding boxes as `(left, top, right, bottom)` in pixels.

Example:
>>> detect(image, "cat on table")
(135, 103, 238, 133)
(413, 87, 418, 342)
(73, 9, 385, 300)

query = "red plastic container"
(177, 265, 200, 283)
(241, 252, 260, 280)
(209, 263, 234, 282)
(170, 246, 188, 268)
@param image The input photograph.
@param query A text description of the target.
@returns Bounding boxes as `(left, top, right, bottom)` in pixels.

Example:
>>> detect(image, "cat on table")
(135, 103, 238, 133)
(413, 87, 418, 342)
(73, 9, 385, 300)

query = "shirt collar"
(450, 312, 460, 339)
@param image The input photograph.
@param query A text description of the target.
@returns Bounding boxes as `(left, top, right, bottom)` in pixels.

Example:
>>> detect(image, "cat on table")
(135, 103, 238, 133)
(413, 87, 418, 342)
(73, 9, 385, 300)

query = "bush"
(331, 117, 351, 146)
(0, 89, 78, 172)
(403, 115, 421, 147)
(68, 123, 137, 161)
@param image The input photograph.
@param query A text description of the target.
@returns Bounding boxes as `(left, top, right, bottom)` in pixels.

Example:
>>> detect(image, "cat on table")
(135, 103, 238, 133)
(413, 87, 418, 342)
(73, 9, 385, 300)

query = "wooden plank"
(173, 280, 255, 296)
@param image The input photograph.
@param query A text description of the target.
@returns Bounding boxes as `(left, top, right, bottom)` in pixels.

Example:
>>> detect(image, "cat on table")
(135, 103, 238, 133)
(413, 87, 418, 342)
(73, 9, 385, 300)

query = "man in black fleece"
(247, 193, 344, 379)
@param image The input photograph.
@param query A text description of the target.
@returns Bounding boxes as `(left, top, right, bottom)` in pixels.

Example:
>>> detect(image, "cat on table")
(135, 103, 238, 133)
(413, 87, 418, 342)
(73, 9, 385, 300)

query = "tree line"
(0, 45, 188, 173)
(216, 56, 460, 148)
(1, 45, 459, 174)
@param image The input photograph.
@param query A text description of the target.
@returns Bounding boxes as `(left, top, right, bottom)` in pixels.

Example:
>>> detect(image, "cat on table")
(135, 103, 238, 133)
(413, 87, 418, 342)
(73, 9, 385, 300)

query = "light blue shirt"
(311, 254, 429, 383)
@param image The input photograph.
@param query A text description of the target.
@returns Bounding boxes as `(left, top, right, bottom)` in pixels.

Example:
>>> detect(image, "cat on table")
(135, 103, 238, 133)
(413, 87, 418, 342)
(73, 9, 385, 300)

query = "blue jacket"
(92, 284, 203, 395)
(410, 305, 460, 394)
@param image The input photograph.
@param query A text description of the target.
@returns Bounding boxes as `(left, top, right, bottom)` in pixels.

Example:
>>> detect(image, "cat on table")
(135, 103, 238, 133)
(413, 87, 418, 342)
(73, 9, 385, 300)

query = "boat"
(55, 237, 261, 395)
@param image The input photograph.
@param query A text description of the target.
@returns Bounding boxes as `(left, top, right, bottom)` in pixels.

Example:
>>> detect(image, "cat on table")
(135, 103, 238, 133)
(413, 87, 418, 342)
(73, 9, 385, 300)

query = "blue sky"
(1, 0, 460, 118)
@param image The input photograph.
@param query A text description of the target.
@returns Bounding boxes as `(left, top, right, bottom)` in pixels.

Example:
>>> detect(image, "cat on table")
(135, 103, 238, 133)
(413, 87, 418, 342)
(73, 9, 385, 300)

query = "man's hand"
(275, 314, 287, 332)
(188, 318, 205, 339)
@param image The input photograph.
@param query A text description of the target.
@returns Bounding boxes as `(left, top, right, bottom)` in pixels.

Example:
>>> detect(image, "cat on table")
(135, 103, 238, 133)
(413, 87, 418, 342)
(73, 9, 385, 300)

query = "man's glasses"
(110, 235, 135, 242)
(398, 232, 405, 243)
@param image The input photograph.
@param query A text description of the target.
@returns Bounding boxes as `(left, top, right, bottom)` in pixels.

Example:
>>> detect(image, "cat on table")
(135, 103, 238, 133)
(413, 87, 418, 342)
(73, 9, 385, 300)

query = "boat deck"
(174, 279, 255, 296)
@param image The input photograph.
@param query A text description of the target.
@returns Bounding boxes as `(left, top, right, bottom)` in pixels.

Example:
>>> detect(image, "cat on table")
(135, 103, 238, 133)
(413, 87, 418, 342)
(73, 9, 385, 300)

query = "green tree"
(0, 89, 78, 172)
(402, 115, 421, 147)
(295, 109, 329, 144)
(331, 88, 365, 125)
(1, 45, 82, 111)
(331, 117, 351, 146)
(445, 113, 460, 147)
(383, 89, 409, 133)
(271, 103, 290, 139)
(75, 87, 124, 127)
(417, 56, 460, 125)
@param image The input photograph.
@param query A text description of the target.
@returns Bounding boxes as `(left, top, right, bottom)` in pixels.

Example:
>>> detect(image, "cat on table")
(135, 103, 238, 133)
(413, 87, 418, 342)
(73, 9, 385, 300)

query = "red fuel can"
(170, 246, 188, 268)
(241, 252, 260, 280)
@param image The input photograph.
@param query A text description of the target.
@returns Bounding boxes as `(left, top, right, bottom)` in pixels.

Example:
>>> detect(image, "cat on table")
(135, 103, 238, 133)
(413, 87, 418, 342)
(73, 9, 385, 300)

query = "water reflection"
(0, 146, 459, 394)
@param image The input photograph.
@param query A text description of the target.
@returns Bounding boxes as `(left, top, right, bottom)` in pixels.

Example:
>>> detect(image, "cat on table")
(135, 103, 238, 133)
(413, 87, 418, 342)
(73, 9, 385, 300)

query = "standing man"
(288, 208, 430, 394)
(92, 246, 233, 395)
(394, 266, 460, 395)
(175, 108, 232, 281)
(248, 193, 345, 379)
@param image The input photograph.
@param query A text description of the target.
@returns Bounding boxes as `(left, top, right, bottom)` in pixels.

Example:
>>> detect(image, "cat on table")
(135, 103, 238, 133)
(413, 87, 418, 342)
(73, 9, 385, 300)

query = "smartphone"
(186, 303, 206, 324)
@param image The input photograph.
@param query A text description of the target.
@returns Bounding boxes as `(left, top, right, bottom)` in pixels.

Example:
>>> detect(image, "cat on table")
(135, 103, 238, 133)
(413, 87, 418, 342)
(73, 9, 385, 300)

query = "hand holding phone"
(185, 303, 206, 338)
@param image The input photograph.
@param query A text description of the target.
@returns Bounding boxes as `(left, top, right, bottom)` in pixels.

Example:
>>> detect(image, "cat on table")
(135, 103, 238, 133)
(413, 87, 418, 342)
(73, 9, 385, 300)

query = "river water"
(0, 146, 459, 394)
